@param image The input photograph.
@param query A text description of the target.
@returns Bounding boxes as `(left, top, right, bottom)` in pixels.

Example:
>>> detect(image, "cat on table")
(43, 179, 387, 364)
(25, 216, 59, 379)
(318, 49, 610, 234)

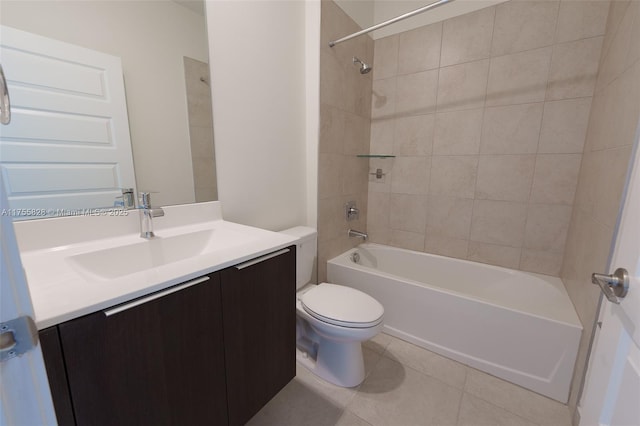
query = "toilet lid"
(300, 283, 384, 328)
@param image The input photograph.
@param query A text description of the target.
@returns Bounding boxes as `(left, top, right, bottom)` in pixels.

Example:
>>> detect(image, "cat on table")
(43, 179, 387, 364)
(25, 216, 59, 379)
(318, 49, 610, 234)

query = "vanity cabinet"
(39, 246, 296, 426)
(221, 248, 296, 426)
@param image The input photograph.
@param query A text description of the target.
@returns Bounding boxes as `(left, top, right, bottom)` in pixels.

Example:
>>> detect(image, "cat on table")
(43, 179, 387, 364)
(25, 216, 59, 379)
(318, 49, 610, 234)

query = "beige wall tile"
(393, 114, 435, 156)
(390, 156, 430, 195)
(486, 47, 552, 107)
(441, 6, 495, 67)
(430, 155, 479, 199)
(389, 230, 425, 251)
(601, 1, 631, 58)
(343, 112, 370, 155)
(396, 70, 438, 116)
(547, 37, 604, 101)
(626, 1, 640, 68)
(367, 192, 390, 228)
(371, 77, 396, 120)
(434, 109, 484, 156)
(319, 104, 346, 154)
(318, 153, 344, 199)
(342, 156, 370, 196)
(321, 50, 347, 110)
(370, 118, 394, 154)
(520, 248, 564, 276)
(530, 154, 582, 205)
(318, 196, 347, 242)
(426, 195, 474, 240)
(589, 146, 634, 229)
(368, 158, 393, 193)
(424, 235, 469, 259)
(467, 241, 522, 269)
(480, 103, 544, 154)
(524, 203, 573, 251)
(470, 199, 528, 247)
(398, 22, 442, 75)
(476, 155, 536, 202)
(389, 193, 428, 233)
(555, 0, 610, 43)
(189, 125, 215, 159)
(587, 62, 640, 152)
(491, 0, 559, 56)
(373, 35, 399, 81)
(538, 98, 592, 154)
(366, 226, 391, 246)
(437, 59, 490, 112)
(597, 1, 636, 91)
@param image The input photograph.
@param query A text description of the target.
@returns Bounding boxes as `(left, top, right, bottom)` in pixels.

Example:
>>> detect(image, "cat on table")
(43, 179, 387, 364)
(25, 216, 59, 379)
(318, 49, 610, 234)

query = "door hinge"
(0, 316, 38, 362)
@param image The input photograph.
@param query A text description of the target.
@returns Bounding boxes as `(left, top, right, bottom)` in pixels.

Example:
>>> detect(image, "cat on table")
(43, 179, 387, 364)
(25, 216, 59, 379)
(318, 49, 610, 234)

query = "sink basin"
(68, 230, 215, 279)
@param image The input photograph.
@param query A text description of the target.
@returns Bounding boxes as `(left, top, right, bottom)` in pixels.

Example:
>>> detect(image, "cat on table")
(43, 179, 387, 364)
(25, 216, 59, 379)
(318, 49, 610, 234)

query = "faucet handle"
(139, 191, 158, 209)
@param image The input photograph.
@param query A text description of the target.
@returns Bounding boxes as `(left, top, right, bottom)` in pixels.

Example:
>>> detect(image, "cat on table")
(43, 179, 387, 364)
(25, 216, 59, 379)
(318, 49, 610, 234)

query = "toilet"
(280, 227, 384, 388)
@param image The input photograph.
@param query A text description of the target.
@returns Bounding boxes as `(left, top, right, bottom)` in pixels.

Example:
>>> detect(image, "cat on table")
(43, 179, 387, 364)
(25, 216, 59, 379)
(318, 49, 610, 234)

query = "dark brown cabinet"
(221, 248, 296, 426)
(39, 246, 295, 426)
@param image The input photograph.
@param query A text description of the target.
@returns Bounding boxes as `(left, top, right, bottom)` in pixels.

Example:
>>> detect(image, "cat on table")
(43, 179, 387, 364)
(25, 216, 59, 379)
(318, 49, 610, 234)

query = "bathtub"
(327, 244, 582, 403)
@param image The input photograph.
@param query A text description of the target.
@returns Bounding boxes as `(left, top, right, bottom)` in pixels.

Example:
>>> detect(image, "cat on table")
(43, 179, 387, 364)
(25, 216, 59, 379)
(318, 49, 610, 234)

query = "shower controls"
(346, 201, 359, 221)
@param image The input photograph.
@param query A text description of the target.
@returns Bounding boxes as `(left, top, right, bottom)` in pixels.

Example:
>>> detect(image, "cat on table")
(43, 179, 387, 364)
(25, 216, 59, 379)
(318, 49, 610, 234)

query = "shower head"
(353, 57, 372, 74)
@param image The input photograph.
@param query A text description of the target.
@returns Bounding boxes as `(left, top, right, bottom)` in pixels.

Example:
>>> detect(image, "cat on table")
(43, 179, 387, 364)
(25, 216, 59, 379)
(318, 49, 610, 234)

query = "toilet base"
(296, 337, 365, 388)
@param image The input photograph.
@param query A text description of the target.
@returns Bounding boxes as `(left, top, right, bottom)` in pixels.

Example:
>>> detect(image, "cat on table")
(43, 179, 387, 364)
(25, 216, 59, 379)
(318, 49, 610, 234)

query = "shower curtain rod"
(329, 0, 455, 47)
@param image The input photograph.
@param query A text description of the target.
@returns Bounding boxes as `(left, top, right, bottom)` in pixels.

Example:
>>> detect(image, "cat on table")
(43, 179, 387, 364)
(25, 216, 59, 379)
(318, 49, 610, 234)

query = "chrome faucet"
(348, 229, 368, 241)
(139, 192, 164, 239)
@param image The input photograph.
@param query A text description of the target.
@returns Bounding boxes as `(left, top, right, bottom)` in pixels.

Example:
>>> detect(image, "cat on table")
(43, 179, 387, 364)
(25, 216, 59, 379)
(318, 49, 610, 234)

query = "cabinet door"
(58, 274, 228, 426)
(39, 327, 75, 426)
(221, 247, 296, 426)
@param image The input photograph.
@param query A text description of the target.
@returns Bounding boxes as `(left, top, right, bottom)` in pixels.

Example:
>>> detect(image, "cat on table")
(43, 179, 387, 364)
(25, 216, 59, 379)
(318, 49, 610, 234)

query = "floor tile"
(336, 411, 374, 426)
(382, 337, 468, 389)
(294, 362, 359, 408)
(464, 368, 571, 426)
(246, 377, 345, 426)
(363, 332, 395, 354)
(457, 392, 538, 426)
(347, 357, 463, 426)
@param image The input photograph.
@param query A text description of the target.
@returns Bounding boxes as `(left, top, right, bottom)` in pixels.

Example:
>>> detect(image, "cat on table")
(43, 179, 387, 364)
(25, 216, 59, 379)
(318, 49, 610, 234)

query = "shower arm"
(329, 0, 454, 48)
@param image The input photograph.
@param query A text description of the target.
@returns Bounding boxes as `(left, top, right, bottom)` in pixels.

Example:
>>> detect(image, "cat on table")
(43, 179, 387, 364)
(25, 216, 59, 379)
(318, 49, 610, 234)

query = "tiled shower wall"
(366, 0, 609, 276)
(561, 0, 640, 414)
(184, 57, 217, 202)
(317, 0, 373, 282)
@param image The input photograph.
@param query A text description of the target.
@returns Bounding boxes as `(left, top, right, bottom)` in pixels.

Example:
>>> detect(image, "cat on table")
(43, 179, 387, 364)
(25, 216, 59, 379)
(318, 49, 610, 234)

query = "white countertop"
(14, 202, 298, 329)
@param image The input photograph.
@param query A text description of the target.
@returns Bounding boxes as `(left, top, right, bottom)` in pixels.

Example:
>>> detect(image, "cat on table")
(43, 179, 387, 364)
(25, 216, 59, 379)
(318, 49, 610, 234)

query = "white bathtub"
(327, 243, 582, 403)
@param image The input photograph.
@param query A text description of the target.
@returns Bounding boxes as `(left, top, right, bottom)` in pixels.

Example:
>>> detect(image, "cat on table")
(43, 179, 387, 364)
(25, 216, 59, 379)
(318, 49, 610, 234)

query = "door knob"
(592, 268, 629, 304)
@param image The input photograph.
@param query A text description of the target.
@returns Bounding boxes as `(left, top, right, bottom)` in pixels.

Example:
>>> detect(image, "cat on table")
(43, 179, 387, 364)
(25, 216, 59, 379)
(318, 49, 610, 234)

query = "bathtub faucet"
(348, 229, 368, 241)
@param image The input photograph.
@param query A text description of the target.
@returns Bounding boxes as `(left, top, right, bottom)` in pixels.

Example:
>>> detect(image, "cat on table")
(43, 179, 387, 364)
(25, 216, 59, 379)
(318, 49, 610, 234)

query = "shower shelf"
(356, 154, 395, 158)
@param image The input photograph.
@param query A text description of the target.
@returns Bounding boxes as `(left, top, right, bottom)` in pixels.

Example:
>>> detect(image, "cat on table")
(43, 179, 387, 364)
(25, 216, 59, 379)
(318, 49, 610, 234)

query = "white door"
(0, 25, 136, 218)
(0, 176, 57, 425)
(579, 138, 640, 425)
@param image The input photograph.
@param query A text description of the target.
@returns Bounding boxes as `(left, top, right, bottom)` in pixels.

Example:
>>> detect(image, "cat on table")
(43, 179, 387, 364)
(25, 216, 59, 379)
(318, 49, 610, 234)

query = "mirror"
(0, 0, 217, 215)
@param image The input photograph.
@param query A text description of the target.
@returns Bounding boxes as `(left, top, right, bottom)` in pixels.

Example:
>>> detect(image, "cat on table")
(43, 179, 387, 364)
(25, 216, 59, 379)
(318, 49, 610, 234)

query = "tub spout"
(348, 229, 368, 241)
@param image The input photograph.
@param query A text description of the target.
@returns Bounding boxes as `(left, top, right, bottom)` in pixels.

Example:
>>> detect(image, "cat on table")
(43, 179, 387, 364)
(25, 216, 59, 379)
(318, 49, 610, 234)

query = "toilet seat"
(300, 283, 384, 329)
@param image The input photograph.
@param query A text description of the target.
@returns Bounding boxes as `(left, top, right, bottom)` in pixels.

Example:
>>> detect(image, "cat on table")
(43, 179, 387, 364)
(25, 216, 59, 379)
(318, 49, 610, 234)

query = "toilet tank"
(279, 226, 317, 290)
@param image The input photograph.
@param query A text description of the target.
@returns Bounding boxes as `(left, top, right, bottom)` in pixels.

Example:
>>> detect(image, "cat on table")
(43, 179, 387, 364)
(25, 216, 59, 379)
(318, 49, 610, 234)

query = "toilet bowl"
(295, 283, 383, 387)
(280, 225, 384, 388)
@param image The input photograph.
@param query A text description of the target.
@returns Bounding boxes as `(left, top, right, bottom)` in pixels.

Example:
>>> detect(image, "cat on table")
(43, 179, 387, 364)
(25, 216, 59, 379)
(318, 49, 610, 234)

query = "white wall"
(306, 0, 321, 228)
(206, 0, 310, 230)
(0, 1, 209, 207)
(335, 0, 508, 40)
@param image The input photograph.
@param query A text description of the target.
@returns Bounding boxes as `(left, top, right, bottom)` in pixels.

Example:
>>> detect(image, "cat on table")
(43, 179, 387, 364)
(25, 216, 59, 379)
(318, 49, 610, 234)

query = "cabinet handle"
(234, 248, 290, 270)
(104, 276, 210, 317)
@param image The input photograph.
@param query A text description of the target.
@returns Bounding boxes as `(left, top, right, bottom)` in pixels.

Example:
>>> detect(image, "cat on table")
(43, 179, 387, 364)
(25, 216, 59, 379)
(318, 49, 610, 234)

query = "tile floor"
(247, 333, 573, 426)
